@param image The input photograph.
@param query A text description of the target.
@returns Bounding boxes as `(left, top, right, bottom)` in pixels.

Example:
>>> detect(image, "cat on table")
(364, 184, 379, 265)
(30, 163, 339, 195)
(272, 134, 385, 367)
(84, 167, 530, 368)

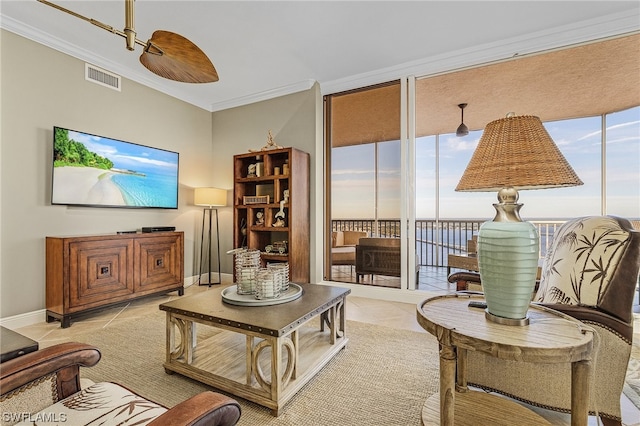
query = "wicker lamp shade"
(456, 114, 583, 192)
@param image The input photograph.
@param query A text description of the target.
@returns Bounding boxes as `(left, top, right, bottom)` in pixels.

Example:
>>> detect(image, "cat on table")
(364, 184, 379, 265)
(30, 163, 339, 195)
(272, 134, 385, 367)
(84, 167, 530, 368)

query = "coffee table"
(417, 294, 594, 426)
(159, 283, 350, 415)
(0, 326, 39, 363)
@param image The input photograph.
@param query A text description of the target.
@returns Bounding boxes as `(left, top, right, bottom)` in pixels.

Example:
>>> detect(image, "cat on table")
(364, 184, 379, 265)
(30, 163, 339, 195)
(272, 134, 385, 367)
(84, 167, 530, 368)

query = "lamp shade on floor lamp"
(195, 187, 227, 208)
(456, 114, 582, 325)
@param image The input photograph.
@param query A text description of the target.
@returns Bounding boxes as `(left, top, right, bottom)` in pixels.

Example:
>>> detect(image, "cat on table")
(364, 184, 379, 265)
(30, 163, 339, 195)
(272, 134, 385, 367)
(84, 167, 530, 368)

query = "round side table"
(417, 293, 593, 426)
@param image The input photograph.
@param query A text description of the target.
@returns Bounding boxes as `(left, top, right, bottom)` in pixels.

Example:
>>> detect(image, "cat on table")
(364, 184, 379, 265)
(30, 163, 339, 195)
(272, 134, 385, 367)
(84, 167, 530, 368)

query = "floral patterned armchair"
(449, 216, 640, 425)
(0, 342, 241, 426)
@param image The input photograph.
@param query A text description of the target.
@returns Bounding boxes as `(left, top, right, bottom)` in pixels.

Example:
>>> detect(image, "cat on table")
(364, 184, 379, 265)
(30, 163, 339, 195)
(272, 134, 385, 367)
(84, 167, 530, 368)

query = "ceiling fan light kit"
(456, 103, 469, 137)
(37, 0, 218, 84)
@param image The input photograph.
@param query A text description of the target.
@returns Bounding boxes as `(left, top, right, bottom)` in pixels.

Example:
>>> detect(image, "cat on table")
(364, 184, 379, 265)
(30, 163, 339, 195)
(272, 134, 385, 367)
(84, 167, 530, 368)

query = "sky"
(331, 106, 640, 220)
(66, 129, 178, 176)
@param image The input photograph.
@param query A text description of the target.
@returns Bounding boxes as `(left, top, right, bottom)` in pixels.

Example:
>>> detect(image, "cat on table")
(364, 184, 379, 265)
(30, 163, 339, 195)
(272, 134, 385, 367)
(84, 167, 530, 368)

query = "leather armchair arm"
(537, 303, 633, 342)
(148, 391, 241, 426)
(448, 271, 482, 291)
(447, 271, 481, 284)
(449, 272, 541, 293)
(0, 342, 101, 398)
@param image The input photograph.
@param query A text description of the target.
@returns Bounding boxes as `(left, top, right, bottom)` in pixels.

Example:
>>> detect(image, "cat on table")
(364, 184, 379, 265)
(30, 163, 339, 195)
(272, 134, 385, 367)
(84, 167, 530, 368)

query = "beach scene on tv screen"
(52, 128, 179, 208)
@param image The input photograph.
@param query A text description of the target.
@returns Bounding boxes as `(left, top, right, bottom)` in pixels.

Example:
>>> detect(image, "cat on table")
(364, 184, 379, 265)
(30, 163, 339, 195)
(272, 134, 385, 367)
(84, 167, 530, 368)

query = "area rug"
(70, 309, 440, 425)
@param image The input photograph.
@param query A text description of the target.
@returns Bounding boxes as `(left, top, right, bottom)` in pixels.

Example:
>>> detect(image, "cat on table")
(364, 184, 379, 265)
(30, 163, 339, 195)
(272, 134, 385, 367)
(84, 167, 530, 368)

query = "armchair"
(355, 237, 402, 283)
(0, 342, 241, 426)
(354, 238, 420, 286)
(448, 216, 640, 425)
(331, 230, 368, 267)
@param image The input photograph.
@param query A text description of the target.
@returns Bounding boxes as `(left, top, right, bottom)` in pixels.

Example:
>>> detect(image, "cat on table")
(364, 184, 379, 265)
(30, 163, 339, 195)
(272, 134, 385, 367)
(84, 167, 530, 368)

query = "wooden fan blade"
(140, 30, 218, 83)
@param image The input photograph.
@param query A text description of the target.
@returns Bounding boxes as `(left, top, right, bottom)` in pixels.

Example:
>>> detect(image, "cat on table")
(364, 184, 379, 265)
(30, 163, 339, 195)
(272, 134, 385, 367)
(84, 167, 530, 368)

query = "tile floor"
(11, 270, 640, 426)
(330, 264, 458, 292)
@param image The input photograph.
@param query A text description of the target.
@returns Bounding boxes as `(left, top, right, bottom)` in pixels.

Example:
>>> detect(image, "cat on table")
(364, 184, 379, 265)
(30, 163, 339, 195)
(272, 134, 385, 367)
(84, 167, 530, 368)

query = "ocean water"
(111, 172, 178, 208)
(333, 220, 557, 267)
(415, 226, 555, 266)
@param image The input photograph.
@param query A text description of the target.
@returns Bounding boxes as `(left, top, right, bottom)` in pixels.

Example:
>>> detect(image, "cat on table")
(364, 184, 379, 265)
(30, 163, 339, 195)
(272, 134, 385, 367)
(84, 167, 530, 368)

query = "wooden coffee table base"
(421, 391, 551, 426)
(160, 284, 349, 416)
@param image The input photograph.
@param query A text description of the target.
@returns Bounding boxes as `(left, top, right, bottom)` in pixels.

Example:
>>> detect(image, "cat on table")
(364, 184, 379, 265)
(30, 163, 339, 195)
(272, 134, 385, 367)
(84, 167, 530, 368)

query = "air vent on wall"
(85, 63, 121, 91)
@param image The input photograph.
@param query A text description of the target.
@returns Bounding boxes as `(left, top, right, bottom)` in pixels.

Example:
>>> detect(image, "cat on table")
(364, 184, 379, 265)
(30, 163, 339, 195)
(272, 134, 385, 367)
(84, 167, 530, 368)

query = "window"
(324, 35, 640, 292)
(605, 106, 640, 218)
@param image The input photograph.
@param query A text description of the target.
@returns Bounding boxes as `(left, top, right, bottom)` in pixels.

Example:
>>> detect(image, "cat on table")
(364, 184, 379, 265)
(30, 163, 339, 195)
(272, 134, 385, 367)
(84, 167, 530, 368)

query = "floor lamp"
(195, 187, 227, 286)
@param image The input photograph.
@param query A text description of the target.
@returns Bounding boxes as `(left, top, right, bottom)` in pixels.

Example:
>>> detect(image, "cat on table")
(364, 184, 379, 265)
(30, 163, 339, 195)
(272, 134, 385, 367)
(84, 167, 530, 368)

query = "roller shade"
(329, 82, 401, 147)
(328, 33, 640, 147)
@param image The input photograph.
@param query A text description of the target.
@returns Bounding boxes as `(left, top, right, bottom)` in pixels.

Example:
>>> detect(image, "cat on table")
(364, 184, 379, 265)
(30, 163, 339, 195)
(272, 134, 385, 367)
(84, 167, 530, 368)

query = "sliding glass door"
(325, 82, 403, 287)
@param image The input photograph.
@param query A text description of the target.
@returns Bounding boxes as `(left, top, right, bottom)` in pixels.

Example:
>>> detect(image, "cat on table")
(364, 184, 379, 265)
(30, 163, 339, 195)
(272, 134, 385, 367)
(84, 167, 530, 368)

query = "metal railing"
(332, 219, 566, 268)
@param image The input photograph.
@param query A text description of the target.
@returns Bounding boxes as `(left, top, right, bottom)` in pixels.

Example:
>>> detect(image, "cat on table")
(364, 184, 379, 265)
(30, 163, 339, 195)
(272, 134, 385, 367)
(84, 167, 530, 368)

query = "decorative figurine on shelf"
(273, 199, 286, 227)
(247, 163, 257, 178)
(283, 189, 290, 204)
(240, 218, 247, 247)
(249, 130, 283, 152)
(265, 241, 288, 254)
(255, 210, 265, 226)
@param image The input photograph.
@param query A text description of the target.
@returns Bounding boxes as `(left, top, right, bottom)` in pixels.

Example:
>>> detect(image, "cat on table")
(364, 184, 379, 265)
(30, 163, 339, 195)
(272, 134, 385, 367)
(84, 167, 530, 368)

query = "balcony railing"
(332, 219, 565, 268)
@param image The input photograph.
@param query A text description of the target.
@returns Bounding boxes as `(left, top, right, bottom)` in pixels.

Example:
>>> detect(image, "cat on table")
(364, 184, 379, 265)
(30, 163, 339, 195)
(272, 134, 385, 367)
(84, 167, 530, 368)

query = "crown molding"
(1, 13, 316, 112)
(209, 79, 316, 112)
(320, 10, 640, 96)
(3, 9, 638, 112)
(0, 14, 213, 111)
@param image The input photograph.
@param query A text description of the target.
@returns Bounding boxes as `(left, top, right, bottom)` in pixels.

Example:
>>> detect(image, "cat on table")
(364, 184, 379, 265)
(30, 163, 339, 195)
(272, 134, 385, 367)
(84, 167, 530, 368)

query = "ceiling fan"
(37, 0, 218, 84)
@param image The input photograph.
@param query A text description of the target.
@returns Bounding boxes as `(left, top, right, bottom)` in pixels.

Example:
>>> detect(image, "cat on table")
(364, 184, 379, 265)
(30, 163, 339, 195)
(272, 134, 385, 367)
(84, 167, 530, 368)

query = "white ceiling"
(2, 1, 639, 112)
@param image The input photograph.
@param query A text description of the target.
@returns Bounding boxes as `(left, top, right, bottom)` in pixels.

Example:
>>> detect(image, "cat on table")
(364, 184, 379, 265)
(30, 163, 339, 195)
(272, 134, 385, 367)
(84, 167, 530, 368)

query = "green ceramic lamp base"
(477, 189, 540, 324)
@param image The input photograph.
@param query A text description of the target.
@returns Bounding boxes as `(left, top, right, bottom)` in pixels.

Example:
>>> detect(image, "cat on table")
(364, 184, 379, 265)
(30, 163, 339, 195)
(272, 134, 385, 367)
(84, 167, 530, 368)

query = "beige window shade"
(328, 81, 401, 148)
(417, 33, 640, 136)
(327, 33, 639, 147)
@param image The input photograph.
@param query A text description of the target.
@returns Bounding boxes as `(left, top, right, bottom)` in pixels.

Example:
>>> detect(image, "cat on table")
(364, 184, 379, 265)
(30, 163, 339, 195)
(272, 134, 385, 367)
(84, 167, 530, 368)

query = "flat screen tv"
(51, 126, 179, 209)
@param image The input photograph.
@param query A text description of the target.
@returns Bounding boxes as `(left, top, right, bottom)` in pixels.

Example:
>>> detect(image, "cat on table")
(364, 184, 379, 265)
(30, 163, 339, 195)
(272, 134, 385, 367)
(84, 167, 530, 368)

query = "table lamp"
(456, 113, 582, 325)
(195, 187, 227, 286)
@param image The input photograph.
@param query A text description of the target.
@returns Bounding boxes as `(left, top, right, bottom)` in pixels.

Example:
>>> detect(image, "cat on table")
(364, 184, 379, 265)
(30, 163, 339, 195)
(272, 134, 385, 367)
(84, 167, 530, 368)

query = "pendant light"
(456, 103, 469, 137)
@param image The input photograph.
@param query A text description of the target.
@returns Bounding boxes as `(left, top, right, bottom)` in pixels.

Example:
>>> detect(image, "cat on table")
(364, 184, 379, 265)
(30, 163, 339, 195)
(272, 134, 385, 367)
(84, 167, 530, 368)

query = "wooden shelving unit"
(233, 147, 310, 283)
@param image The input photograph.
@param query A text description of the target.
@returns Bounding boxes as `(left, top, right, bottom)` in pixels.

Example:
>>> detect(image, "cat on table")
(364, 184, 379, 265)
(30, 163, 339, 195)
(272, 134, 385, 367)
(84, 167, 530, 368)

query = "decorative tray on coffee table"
(221, 283, 303, 306)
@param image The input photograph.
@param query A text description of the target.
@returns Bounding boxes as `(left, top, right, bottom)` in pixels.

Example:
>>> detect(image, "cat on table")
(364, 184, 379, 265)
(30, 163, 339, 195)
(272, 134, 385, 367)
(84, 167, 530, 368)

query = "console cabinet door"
(134, 233, 183, 294)
(68, 239, 134, 311)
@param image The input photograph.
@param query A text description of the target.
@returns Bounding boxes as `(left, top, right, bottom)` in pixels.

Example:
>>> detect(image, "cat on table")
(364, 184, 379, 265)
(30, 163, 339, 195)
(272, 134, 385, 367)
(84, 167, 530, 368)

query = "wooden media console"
(46, 231, 184, 328)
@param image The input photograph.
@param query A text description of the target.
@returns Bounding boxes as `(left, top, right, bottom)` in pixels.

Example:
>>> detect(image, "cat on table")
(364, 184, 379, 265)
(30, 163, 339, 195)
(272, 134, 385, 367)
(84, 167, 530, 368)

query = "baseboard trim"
(0, 309, 47, 330)
(0, 274, 217, 330)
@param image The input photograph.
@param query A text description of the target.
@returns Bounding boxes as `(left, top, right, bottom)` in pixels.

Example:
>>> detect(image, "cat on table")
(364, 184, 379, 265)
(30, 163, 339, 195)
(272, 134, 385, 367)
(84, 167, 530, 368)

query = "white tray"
(221, 283, 303, 306)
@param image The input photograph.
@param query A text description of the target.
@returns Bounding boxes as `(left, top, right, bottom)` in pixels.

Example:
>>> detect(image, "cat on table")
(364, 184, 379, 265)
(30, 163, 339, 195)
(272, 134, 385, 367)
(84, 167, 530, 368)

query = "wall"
(210, 85, 321, 279)
(0, 31, 215, 318)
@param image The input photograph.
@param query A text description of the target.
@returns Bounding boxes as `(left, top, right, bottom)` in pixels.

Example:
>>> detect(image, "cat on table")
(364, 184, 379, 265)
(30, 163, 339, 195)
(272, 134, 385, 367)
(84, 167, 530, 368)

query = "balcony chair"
(355, 237, 420, 286)
(447, 235, 479, 276)
(448, 215, 640, 425)
(331, 230, 368, 269)
(0, 342, 241, 426)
